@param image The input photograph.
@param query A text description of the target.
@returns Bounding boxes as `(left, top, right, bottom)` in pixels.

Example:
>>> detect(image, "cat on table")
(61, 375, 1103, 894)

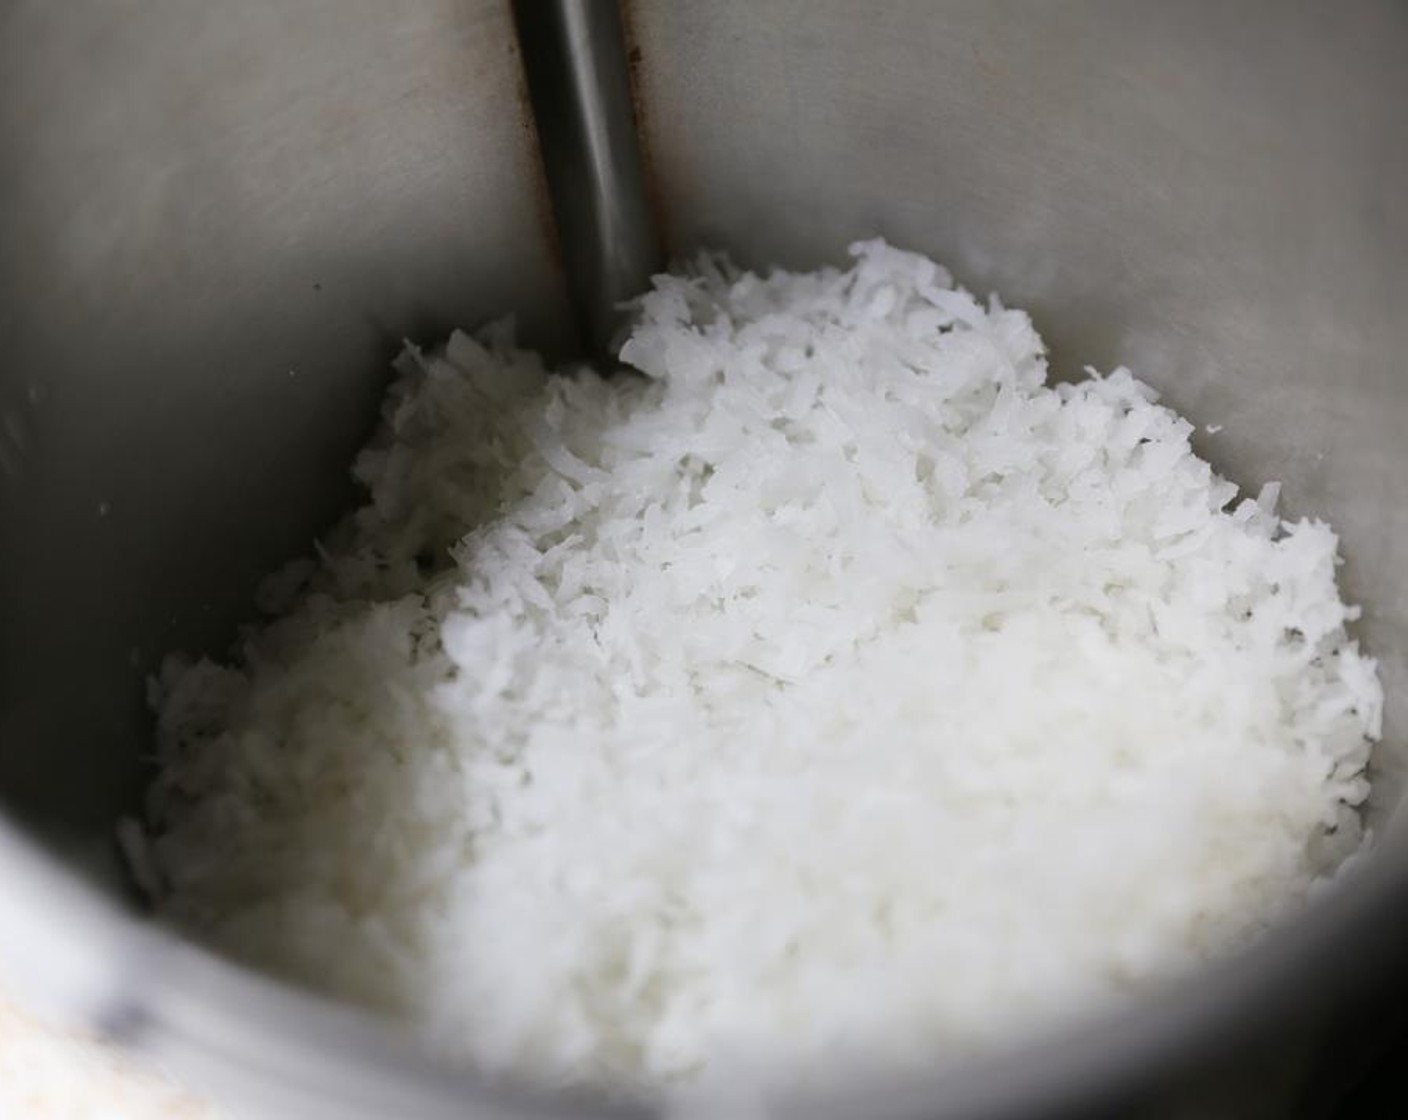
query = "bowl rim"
(1, 809, 1404, 1119)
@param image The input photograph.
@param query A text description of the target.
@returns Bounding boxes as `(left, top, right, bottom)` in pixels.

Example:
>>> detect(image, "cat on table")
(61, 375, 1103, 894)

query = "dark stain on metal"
(92, 990, 151, 1047)
(617, 0, 672, 260)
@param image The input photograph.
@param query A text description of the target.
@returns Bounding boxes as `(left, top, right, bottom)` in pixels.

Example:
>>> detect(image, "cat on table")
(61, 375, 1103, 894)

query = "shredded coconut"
(133, 241, 1381, 1100)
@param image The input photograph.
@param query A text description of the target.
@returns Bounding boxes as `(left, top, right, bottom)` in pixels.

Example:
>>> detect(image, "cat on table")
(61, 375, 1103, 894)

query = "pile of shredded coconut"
(132, 241, 1381, 1099)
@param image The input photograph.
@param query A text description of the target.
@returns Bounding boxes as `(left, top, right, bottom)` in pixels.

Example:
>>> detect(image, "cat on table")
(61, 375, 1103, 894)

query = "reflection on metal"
(512, 0, 662, 361)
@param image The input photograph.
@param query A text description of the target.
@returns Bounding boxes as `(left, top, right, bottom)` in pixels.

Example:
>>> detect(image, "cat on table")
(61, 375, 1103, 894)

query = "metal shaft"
(512, 0, 660, 361)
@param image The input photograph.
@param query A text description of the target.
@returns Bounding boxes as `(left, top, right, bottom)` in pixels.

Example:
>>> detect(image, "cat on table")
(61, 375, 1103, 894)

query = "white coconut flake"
(137, 241, 1381, 1101)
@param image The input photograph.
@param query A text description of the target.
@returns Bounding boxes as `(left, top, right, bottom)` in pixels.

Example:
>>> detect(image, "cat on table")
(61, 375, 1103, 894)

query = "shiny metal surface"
(513, 0, 661, 358)
(1, 0, 1407, 1117)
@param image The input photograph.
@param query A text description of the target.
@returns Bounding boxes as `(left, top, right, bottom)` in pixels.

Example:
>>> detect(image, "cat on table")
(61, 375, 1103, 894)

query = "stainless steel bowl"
(2, 1, 1406, 1116)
